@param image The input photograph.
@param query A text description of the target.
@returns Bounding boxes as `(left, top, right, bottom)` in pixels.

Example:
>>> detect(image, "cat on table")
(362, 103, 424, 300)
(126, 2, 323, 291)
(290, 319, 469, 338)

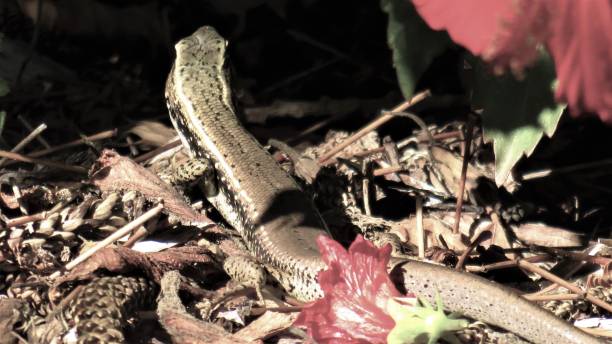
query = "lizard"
(164, 26, 602, 344)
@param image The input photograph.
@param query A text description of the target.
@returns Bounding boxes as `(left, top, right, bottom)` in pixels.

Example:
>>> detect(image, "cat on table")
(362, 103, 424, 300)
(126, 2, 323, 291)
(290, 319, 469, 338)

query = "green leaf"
(381, 0, 452, 98)
(386, 295, 468, 344)
(473, 53, 564, 186)
(0, 111, 5, 137)
(0, 79, 9, 97)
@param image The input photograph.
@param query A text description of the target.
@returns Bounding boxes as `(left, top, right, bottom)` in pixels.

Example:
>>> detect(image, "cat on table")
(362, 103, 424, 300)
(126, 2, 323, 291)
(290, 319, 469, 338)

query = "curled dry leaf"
(53, 246, 215, 287)
(126, 121, 177, 147)
(0, 188, 20, 209)
(0, 298, 27, 344)
(90, 149, 212, 226)
(236, 310, 297, 343)
(157, 271, 252, 344)
(511, 222, 584, 248)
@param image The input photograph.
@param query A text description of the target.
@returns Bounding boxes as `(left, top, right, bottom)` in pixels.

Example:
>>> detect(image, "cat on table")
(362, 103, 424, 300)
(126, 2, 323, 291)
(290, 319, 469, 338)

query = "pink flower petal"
(412, 0, 517, 56)
(546, 0, 612, 121)
(413, 0, 612, 122)
(294, 235, 404, 344)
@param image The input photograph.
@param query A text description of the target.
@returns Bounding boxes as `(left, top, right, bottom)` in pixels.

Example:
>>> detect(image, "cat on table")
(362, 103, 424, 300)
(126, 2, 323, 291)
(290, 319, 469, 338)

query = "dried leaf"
(127, 121, 177, 147)
(54, 246, 214, 286)
(90, 150, 212, 226)
(157, 271, 253, 344)
(511, 223, 583, 248)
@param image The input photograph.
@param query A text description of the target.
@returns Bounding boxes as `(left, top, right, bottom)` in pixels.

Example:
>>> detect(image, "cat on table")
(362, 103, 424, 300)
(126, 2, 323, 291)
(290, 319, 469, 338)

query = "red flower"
(294, 235, 405, 344)
(413, 0, 612, 122)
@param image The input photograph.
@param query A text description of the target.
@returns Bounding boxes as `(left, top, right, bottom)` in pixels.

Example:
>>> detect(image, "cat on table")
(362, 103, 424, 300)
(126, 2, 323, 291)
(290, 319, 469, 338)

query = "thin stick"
(324, 129, 455, 166)
(522, 158, 612, 180)
(261, 57, 340, 95)
(423, 130, 461, 142)
(49, 203, 164, 279)
(0, 150, 87, 174)
(352, 147, 386, 158)
(524, 293, 581, 302)
(464, 254, 550, 273)
(362, 161, 371, 216)
(455, 226, 492, 271)
(581, 328, 612, 338)
(250, 306, 303, 316)
(17, 116, 50, 148)
(452, 119, 474, 234)
(134, 138, 182, 163)
(373, 165, 403, 177)
(126, 135, 139, 156)
(8, 129, 118, 161)
(287, 115, 339, 144)
(6, 201, 67, 227)
(317, 90, 430, 164)
(517, 259, 612, 313)
(0, 123, 47, 166)
(416, 196, 424, 258)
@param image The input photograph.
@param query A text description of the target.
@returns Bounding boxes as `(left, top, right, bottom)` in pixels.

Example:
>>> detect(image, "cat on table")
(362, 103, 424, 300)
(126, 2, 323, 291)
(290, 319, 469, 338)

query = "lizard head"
(174, 26, 228, 72)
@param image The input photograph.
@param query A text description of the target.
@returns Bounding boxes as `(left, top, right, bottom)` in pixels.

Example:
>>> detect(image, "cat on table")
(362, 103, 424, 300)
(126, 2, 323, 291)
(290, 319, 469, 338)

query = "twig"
(416, 196, 424, 258)
(261, 57, 340, 95)
(6, 201, 67, 227)
(287, 29, 374, 73)
(49, 203, 164, 279)
(464, 254, 550, 273)
(362, 161, 371, 216)
(134, 138, 182, 163)
(288, 29, 354, 61)
(372, 165, 403, 177)
(0, 123, 47, 166)
(250, 305, 302, 316)
(392, 111, 435, 147)
(287, 115, 340, 144)
(317, 90, 431, 164)
(522, 158, 612, 180)
(123, 215, 163, 248)
(17, 115, 50, 148)
(125, 135, 139, 156)
(455, 226, 492, 271)
(517, 259, 612, 313)
(529, 244, 609, 296)
(12, 185, 27, 215)
(0, 150, 87, 174)
(352, 147, 386, 158)
(524, 293, 581, 302)
(341, 130, 461, 164)
(452, 118, 474, 234)
(418, 130, 462, 142)
(581, 328, 612, 338)
(7, 129, 118, 161)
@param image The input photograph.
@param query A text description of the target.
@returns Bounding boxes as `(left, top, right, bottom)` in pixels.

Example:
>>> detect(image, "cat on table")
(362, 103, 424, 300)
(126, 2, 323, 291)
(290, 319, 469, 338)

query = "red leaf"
(294, 235, 404, 344)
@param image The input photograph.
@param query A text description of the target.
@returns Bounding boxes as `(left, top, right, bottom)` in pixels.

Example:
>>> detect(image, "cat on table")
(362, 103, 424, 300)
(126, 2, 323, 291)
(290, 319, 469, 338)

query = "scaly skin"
(165, 26, 328, 301)
(165, 26, 602, 344)
(394, 261, 601, 344)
